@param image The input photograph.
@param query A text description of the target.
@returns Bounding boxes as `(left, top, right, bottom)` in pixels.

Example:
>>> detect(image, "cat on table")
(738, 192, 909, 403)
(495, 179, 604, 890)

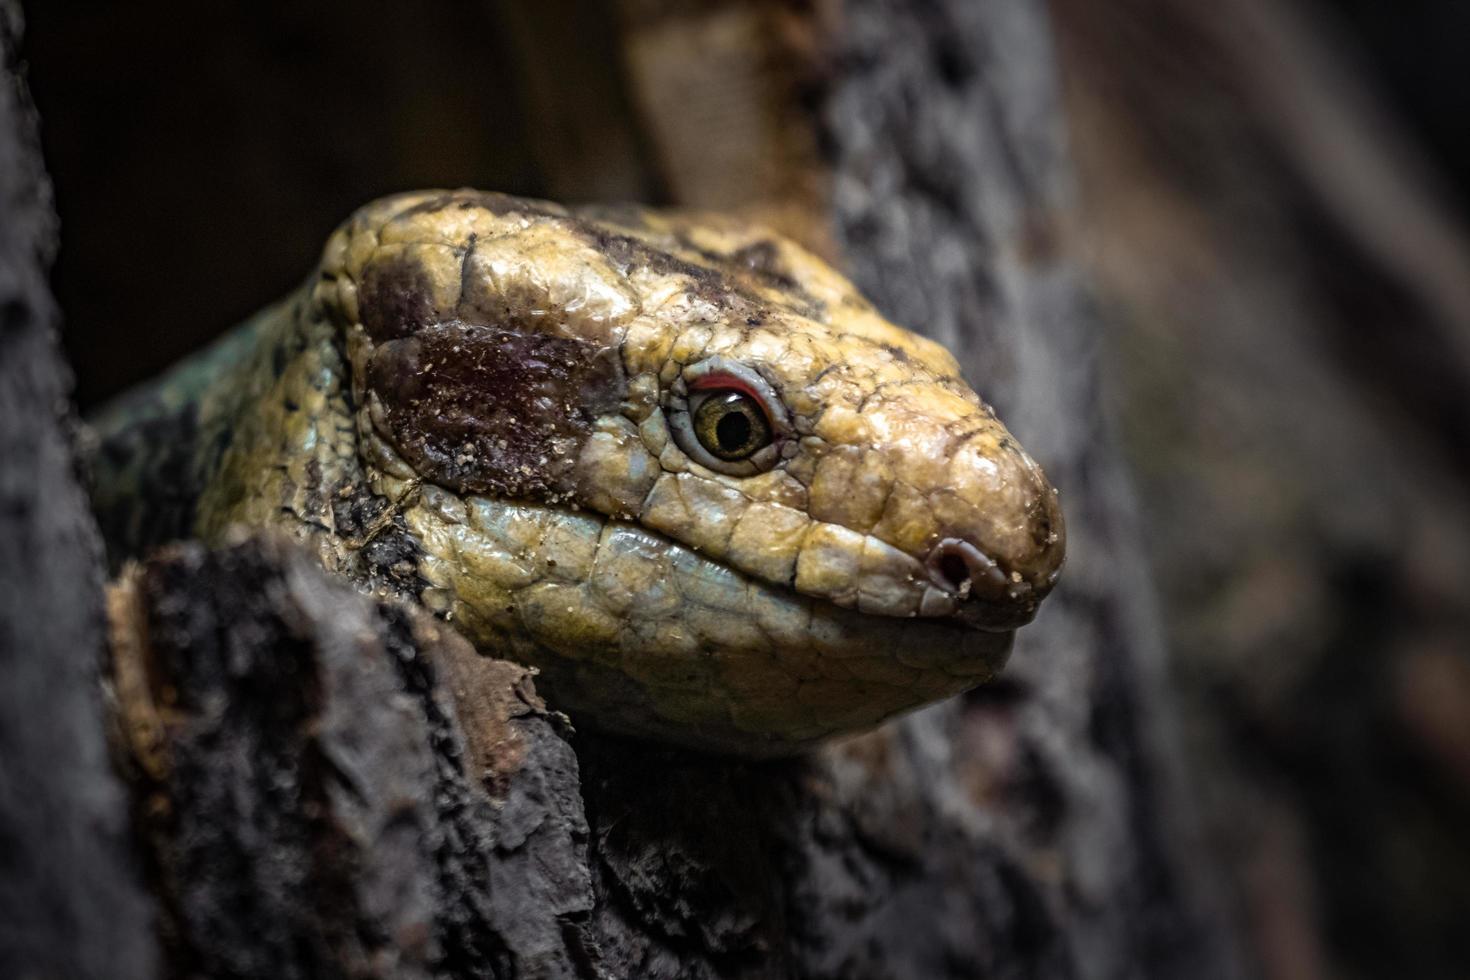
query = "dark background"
(25, 1, 1470, 411)
(30, 2, 543, 408)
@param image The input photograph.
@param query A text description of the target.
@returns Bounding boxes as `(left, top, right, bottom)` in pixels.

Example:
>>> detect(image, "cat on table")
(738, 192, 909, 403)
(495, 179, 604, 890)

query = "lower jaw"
(406, 493, 1014, 754)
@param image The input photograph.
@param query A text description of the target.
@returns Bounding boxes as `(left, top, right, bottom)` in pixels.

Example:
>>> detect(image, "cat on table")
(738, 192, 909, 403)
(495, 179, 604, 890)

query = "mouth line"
(950, 599, 1038, 633)
(922, 611, 1019, 636)
(784, 564, 1030, 635)
(634, 512, 1035, 634)
(415, 492, 1017, 693)
(444, 488, 1029, 636)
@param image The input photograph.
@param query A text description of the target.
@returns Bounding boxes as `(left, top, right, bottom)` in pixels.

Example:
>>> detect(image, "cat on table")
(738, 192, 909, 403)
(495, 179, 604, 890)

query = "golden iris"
(692, 391, 772, 461)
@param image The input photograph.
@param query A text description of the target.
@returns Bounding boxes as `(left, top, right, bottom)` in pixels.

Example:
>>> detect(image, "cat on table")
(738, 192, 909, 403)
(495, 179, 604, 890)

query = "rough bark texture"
(0, 4, 157, 977)
(4, 1, 1246, 978)
(814, 2, 1236, 975)
(1048, 2, 1470, 978)
(108, 538, 594, 980)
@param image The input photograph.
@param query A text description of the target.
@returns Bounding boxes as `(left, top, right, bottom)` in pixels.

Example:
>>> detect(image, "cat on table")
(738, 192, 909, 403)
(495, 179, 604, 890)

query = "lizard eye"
(691, 390, 770, 461)
(666, 358, 788, 476)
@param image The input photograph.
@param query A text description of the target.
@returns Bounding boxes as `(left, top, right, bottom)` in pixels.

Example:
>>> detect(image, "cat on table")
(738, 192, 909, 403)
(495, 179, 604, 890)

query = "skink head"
(316, 190, 1065, 754)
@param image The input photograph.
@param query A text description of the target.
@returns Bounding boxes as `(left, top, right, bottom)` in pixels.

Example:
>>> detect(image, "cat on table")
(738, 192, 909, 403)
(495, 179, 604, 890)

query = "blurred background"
(23, 1, 1470, 977)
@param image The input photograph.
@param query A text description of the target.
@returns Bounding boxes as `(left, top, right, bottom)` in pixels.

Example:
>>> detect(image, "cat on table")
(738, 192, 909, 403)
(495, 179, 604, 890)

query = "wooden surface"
(0, 4, 156, 976)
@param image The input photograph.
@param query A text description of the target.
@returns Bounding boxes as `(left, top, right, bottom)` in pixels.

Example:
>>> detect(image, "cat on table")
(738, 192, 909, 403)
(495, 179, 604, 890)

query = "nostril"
(925, 538, 1009, 599)
(937, 552, 972, 596)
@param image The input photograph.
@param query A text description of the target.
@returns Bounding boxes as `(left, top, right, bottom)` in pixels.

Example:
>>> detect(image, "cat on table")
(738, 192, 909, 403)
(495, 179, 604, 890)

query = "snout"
(916, 433, 1066, 632)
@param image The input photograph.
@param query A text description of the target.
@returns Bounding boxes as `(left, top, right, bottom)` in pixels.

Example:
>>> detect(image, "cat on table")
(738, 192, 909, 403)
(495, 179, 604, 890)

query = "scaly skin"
(90, 190, 1065, 755)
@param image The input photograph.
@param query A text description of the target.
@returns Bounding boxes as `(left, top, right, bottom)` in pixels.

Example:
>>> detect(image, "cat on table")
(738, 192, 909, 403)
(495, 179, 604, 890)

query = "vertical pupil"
(716, 410, 751, 449)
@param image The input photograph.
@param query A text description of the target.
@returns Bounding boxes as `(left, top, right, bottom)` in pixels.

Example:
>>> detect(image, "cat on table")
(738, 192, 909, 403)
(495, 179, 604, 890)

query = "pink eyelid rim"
(688, 371, 766, 401)
(687, 371, 782, 430)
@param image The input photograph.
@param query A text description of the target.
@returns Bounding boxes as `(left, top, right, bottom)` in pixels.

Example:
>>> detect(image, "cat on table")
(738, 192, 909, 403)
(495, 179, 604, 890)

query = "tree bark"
(1048, 2, 1470, 977)
(816, 4, 1237, 976)
(0, 3, 157, 976)
(108, 538, 594, 979)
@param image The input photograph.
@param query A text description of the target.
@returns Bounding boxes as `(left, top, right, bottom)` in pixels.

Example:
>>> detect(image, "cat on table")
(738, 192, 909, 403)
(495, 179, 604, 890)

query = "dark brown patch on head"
(673, 232, 825, 320)
(366, 322, 625, 498)
(592, 230, 728, 291)
(563, 210, 834, 322)
(360, 252, 439, 342)
(728, 240, 797, 290)
(882, 343, 912, 364)
(570, 222, 768, 321)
